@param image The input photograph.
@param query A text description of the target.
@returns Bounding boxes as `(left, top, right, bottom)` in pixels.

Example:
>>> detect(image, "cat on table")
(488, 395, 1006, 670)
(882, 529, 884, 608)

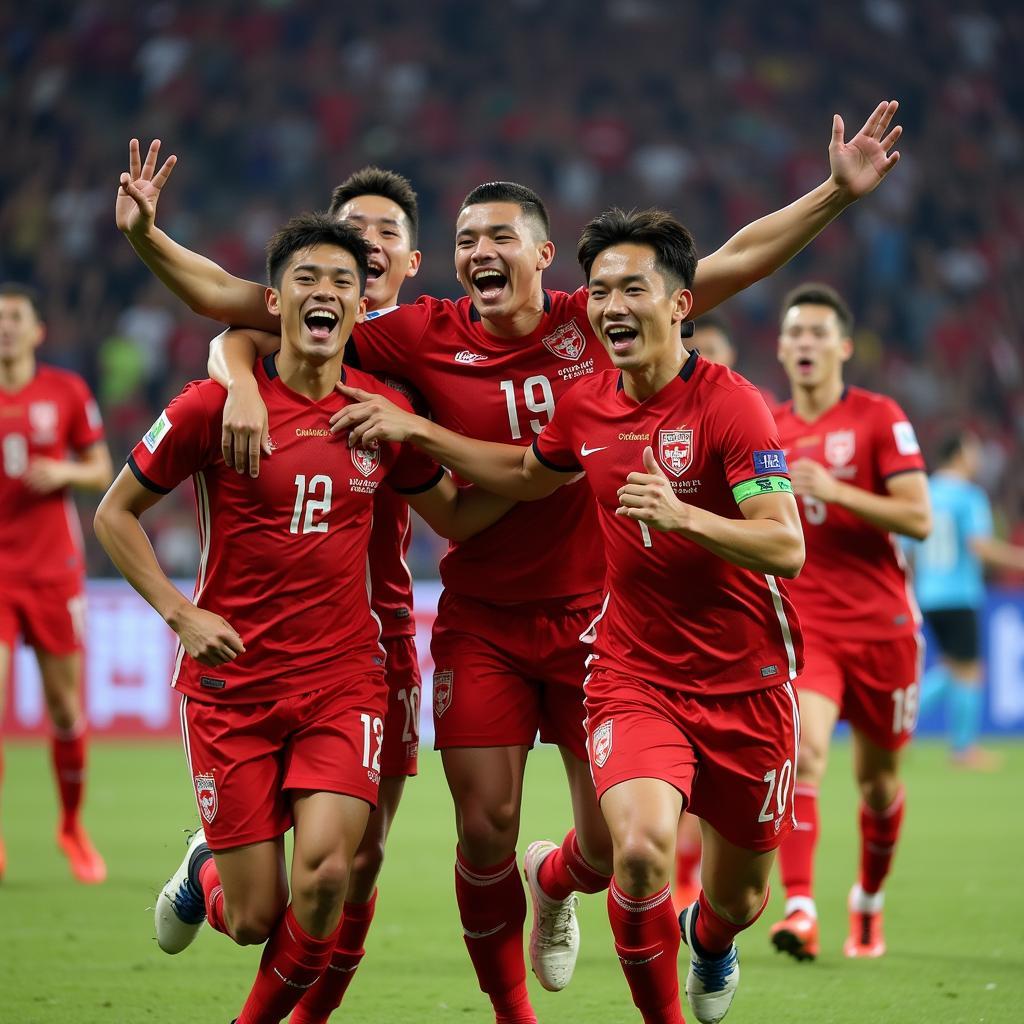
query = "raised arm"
(690, 101, 902, 316)
(404, 474, 515, 541)
(617, 447, 804, 577)
(94, 468, 245, 666)
(331, 385, 566, 501)
(116, 139, 277, 330)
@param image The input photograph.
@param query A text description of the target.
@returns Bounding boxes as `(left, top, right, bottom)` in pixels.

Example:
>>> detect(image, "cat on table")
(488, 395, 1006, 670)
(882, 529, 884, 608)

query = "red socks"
(454, 846, 535, 1024)
(235, 906, 341, 1024)
(51, 722, 86, 833)
(290, 890, 378, 1024)
(779, 783, 819, 901)
(859, 787, 905, 895)
(537, 828, 612, 901)
(694, 888, 768, 957)
(607, 880, 684, 1024)
(198, 857, 229, 936)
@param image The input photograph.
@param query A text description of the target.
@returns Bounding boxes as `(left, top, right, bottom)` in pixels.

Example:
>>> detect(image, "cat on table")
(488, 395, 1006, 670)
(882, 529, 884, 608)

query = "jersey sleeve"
(965, 486, 994, 541)
(713, 385, 794, 505)
(872, 397, 926, 478)
(532, 387, 582, 473)
(67, 374, 105, 451)
(347, 301, 431, 378)
(128, 382, 220, 494)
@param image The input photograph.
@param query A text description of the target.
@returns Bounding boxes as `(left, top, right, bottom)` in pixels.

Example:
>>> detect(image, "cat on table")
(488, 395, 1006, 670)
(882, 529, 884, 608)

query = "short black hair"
(0, 282, 43, 321)
(459, 181, 550, 240)
(576, 207, 698, 290)
(265, 212, 371, 291)
(780, 282, 854, 336)
(937, 429, 975, 466)
(329, 166, 420, 247)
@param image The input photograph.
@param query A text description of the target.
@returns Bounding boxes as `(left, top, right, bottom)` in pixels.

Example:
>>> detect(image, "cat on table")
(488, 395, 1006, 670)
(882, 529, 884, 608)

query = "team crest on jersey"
(28, 401, 59, 443)
(194, 773, 218, 824)
(433, 670, 453, 717)
(351, 444, 380, 477)
(592, 720, 613, 768)
(659, 429, 693, 477)
(824, 430, 856, 467)
(541, 321, 587, 362)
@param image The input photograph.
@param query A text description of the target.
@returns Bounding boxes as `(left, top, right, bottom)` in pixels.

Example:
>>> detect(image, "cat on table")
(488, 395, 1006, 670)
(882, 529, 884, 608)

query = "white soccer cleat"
(680, 901, 740, 1024)
(523, 839, 581, 992)
(155, 828, 209, 954)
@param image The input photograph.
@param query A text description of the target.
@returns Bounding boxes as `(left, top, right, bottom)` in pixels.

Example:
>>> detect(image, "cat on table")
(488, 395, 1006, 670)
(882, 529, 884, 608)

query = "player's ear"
(405, 250, 422, 279)
(265, 286, 281, 317)
(536, 239, 555, 271)
(355, 295, 368, 323)
(840, 336, 854, 363)
(671, 288, 693, 325)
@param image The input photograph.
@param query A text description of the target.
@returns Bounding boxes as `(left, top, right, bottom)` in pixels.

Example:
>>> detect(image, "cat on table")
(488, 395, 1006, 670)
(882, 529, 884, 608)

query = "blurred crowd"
(2, 0, 1022, 580)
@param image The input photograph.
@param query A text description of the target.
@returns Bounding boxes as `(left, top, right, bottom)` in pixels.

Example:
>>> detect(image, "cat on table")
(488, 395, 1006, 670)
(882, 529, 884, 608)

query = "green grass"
(0, 739, 1021, 1023)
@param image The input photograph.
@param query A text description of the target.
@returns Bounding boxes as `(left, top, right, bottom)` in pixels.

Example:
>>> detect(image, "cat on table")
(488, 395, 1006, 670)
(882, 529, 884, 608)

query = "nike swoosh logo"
(580, 444, 609, 457)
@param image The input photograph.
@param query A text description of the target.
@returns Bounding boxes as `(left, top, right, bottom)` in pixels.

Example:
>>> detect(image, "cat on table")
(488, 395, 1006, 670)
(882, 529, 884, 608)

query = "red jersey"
(351, 289, 609, 605)
(772, 386, 925, 640)
(129, 354, 442, 704)
(0, 365, 104, 586)
(534, 352, 803, 696)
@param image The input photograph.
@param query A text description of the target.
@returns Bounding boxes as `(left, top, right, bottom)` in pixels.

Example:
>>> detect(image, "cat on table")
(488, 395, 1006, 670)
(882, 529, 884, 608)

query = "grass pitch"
(0, 739, 1021, 1023)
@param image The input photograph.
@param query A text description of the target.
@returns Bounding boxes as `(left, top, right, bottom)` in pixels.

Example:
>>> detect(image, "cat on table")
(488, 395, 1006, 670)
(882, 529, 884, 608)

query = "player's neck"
(792, 377, 844, 421)
(0, 354, 35, 392)
(274, 348, 345, 401)
(622, 345, 690, 402)
(477, 285, 547, 339)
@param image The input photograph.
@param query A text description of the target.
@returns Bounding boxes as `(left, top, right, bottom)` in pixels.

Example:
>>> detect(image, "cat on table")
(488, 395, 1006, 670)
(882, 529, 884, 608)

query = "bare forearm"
(680, 507, 804, 577)
(209, 331, 271, 389)
(126, 225, 276, 329)
(94, 507, 192, 625)
(831, 481, 931, 539)
(62, 458, 113, 491)
(692, 179, 850, 316)
(973, 537, 1024, 573)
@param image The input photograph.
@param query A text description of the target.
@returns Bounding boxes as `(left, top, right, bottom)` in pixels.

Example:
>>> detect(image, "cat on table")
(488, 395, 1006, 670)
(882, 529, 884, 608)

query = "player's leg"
(233, 790, 371, 1024)
(941, 611, 998, 767)
(770, 644, 841, 960)
(673, 813, 702, 913)
(602, 777, 687, 1024)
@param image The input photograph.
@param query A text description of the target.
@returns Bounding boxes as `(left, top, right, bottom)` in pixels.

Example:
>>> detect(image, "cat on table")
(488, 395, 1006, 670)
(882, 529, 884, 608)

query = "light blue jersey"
(913, 472, 992, 611)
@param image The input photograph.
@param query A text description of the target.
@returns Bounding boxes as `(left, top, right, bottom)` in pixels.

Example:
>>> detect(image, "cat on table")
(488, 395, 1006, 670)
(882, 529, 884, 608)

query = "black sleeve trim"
(532, 438, 582, 473)
(127, 454, 172, 494)
(392, 465, 446, 495)
(883, 467, 926, 482)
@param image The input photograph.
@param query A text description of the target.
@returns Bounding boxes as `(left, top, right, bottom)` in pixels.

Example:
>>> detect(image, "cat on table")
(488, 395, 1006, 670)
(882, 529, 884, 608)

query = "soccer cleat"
(680, 901, 740, 1024)
(769, 909, 819, 961)
(523, 839, 581, 992)
(155, 828, 210, 954)
(57, 824, 107, 884)
(843, 884, 886, 958)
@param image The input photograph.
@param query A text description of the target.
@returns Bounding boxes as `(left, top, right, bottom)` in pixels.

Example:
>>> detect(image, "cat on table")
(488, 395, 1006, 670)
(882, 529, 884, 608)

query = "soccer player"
(690, 314, 736, 370)
(769, 283, 932, 961)
(912, 429, 1024, 768)
(331, 207, 805, 1024)
(118, 101, 901, 1023)
(93, 214, 510, 1024)
(117, 147, 431, 1020)
(0, 282, 113, 884)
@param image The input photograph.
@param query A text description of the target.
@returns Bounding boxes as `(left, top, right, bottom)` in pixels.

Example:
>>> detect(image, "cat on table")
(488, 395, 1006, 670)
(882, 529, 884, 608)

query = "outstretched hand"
(829, 100, 902, 199)
(329, 383, 422, 446)
(115, 138, 177, 238)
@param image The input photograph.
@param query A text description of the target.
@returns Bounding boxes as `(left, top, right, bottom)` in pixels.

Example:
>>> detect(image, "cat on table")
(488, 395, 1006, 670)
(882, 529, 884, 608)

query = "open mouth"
(471, 268, 508, 302)
(606, 325, 639, 354)
(303, 307, 339, 340)
(796, 357, 815, 373)
(366, 260, 385, 284)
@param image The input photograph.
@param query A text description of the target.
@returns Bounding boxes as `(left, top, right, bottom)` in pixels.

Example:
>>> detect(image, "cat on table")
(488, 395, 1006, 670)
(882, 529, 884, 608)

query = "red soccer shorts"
(179, 673, 387, 851)
(797, 631, 924, 750)
(380, 634, 421, 777)
(428, 590, 598, 761)
(0, 578, 85, 656)
(584, 669, 801, 853)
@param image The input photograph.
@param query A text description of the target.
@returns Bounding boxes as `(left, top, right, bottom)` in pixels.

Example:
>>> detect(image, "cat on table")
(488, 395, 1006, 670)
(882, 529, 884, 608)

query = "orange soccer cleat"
(843, 885, 885, 958)
(770, 909, 819, 961)
(57, 824, 107, 884)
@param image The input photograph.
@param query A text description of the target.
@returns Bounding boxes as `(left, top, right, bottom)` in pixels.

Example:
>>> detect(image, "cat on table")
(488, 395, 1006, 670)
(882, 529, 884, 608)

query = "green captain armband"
(732, 476, 793, 504)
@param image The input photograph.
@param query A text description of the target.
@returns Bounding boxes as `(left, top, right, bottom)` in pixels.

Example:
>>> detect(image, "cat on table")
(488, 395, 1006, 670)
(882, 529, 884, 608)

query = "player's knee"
(349, 839, 386, 893)
(708, 881, 769, 925)
(229, 909, 279, 946)
(615, 833, 673, 894)
(796, 739, 828, 782)
(296, 853, 351, 913)
(458, 800, 519, 862)
(858, 773, 899, 811)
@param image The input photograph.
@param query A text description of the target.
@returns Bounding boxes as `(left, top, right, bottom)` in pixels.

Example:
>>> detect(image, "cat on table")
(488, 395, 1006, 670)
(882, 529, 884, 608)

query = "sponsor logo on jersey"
(433, 669, 453, 717)
(892, 420, 920, 456)
(824, 430, 855, 467)
(592, 719, 613, 768)
(194, 773, 218, 823)
(296, 428, 330, 437)
(753, 449, 788, 475)
(619, 432, 650, 441)
(143, 411, 173, 453)
(454, 350, 489, 364)
(28, 401, 58, 443)
(658, 429, 693, 477)
(541, 321, 587, 362)
(580, 442, 608, 457)
(351, 444, 381, 477)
